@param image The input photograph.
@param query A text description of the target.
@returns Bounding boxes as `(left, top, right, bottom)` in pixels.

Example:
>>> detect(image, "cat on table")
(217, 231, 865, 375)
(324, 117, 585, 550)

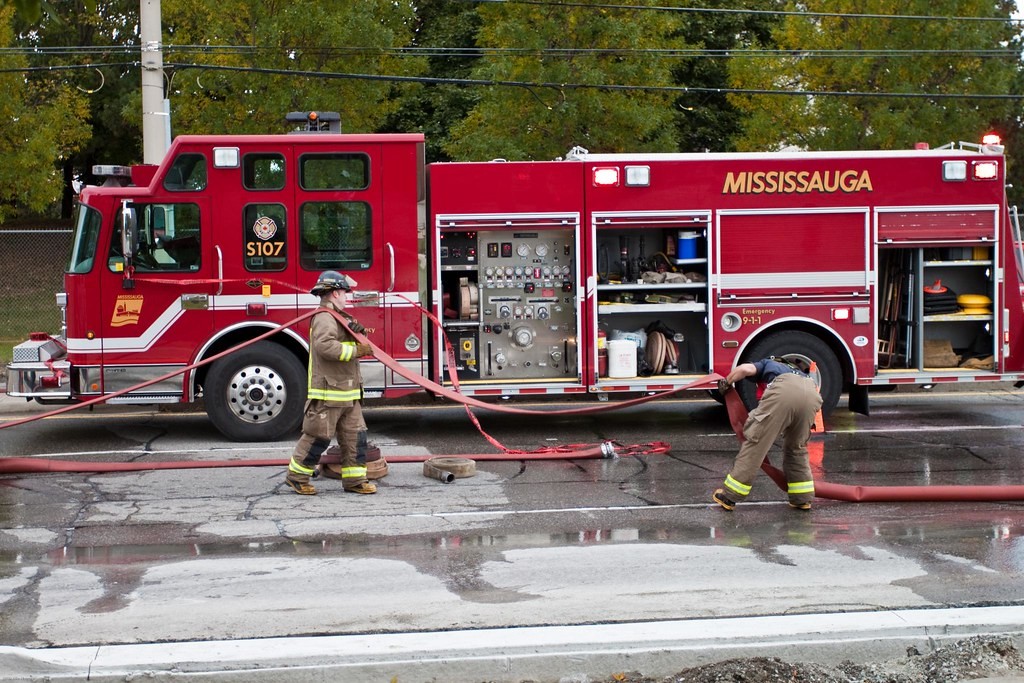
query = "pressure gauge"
(535, 243, 549, 257)
(517, 243, 531, 257)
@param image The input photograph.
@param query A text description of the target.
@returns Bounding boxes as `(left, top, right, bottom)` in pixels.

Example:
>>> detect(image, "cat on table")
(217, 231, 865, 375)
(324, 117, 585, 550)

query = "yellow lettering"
(782, 171, 797, 193)
(751, 172, 766, 194)
(855, 170, 873, 192)
(722, 168, 873, 194)
(722, 172, 746, 194)
(795, 171, 809, 192)
(806, 171, 824, 193)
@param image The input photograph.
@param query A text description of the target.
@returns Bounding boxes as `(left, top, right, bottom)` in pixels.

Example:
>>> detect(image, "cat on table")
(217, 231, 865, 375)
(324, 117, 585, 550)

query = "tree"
(18, 0, 141, 215)
(0, 6, 89, 222)
(444, 0, 686, 161)
(727, 0, 1019, 152)
(161, 0, 426, 136)
(670, 1, 782, 153)
(381, 1, 482, 163)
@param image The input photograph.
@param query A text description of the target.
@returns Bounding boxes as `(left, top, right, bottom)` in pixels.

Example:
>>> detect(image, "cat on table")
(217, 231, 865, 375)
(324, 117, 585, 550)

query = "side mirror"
(120, 200, 137, 289)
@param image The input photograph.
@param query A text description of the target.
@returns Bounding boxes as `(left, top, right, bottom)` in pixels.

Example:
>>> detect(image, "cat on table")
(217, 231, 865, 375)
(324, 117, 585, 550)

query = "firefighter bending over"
(713, 357, 822, 511)
(285, 271, 377, 496)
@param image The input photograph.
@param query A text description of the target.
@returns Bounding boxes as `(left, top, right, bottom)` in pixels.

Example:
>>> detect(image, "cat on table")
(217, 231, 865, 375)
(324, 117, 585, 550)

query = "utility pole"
(140, 0, 168, 164)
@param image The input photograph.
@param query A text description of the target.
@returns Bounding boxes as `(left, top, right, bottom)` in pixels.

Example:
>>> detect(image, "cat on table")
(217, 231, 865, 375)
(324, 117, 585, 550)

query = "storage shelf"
(923, 260, 992, 267)
(922, 313, 992, 322)
(598, 282, 705, 290)
(598, 303, 705, 314)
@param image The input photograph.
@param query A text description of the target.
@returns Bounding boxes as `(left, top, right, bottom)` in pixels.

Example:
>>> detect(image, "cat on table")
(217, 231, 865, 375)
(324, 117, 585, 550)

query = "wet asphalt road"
(0, 387, 1022, 670)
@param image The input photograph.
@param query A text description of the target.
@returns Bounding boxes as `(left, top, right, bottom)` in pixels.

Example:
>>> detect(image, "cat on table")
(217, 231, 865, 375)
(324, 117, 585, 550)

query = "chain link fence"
(0, 228, 73, 368)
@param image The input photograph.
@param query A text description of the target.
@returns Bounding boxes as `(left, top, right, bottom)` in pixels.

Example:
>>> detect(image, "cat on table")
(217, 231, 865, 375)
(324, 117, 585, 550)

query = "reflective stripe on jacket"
(306, 303, 368, 405)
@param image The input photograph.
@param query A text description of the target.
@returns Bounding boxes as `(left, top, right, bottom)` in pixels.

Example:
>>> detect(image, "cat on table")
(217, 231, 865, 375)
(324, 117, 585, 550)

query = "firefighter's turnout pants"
(723, 373, 822, 505)
(288, 400, 368, 490)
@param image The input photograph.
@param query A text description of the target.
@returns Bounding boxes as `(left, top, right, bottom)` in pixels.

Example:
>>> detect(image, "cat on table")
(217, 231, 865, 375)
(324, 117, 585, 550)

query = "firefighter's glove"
(348, 320, 366, 335)
(355, 342, 372, 358)
(717, 378, 733, 396)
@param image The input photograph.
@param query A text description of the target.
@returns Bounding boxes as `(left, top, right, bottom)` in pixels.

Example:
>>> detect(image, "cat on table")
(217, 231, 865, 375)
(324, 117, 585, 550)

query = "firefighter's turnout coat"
(287, 300, 371, 487)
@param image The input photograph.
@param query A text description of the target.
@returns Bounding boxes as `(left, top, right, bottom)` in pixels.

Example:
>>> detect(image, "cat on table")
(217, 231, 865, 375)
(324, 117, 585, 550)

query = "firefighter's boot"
(285, 476, 316, 496)
(346, 481, 377, 495)
(712, 488, 736, 511)
(286, 437, 330, 495)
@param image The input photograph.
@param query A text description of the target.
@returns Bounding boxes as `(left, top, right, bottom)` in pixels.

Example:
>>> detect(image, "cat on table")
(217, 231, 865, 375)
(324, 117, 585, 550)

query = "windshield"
(67, 203, 103, 274)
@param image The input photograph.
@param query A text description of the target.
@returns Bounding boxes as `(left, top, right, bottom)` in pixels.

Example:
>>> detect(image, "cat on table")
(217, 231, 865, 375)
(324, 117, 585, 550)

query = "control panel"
(439, 228, 578, 382)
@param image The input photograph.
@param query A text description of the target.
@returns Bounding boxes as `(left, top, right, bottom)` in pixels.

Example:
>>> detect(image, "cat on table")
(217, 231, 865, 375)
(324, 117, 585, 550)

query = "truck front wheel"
(738, 331, 842, 416)
(204, 341, 305, 442)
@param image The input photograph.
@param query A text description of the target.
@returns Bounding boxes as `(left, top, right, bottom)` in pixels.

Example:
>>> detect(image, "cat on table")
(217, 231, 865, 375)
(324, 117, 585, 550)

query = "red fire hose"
(6, 305, 1023, 503)
(0, 443, 626, 475)
(0, 309, 684, 473)
(722, 385, 1024, 502)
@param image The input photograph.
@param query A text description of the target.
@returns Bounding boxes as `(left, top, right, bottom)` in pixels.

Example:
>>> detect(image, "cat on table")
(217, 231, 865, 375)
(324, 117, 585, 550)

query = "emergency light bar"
(942, 159, 999, 182)
(973, 160, 999, 180)
(593, 166, 652, 187)
(593, 167, 619, 186)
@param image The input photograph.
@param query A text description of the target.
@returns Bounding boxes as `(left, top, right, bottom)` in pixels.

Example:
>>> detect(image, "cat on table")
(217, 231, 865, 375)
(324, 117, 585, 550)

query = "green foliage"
(162, 0, 426, 135)
(382, 2, 482, 163)
(444, 0, 685, 161)
(17, 0, 142, 203)
(671, 0, 782, 153)
(728, 0, 1019, 152)
(0, 6, 90, 222)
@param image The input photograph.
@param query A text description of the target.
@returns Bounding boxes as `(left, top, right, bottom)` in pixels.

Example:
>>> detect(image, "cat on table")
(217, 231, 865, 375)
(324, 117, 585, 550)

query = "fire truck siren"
(285, 111, 341, 133)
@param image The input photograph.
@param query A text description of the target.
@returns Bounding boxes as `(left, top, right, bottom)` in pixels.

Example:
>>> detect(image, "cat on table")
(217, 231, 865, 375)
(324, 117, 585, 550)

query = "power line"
(1, 44, 1021, 59)
(461, 0, 1024, 23)
(2, 58, 1018, 101)
(162, 61, 1024, 100)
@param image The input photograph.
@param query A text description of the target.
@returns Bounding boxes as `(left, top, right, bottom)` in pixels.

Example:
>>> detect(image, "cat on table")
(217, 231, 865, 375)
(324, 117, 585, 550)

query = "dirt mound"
(583, 635, 1024, 683)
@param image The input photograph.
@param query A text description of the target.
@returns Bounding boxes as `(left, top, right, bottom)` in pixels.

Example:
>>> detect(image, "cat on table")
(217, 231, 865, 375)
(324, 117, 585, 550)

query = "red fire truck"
(8, 115, 1024, 440)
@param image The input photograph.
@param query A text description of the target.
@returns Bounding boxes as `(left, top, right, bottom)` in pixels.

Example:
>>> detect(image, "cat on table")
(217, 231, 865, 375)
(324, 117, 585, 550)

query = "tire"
(737, 331, 842, 416)
(204, 341, 305, 442)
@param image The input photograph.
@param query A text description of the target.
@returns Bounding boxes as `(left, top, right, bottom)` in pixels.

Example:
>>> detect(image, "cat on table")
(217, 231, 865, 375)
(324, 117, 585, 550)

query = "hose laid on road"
(721, 385, 1024, 502)
(0, 306, 691, 473)
(0, 443, 619, 475)
(422, 457, 477, 483)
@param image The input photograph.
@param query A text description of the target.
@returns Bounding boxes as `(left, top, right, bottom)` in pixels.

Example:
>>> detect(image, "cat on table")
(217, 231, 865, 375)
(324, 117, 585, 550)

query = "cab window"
(243, 153, 286, 190)
(299, 154, 368, 190)
(68, 204, 103, 274)
(163, 153, 207, 191)
(109, 203, 202, 272)
(244, 204, 287, 271)
(300, 201, 371, 271)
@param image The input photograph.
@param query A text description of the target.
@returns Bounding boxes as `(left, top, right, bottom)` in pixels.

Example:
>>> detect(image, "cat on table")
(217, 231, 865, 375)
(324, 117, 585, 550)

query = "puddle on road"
(31, 515, 1024, 574)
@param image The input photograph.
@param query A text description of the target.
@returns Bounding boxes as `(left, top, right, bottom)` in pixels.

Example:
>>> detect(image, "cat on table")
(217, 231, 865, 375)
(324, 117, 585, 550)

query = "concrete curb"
(0, 606, 1021, 682)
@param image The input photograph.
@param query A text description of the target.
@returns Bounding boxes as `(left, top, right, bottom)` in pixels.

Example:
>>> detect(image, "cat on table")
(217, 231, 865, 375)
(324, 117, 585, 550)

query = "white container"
(610, 328, 646, 349)
(607, 339, 637, 378)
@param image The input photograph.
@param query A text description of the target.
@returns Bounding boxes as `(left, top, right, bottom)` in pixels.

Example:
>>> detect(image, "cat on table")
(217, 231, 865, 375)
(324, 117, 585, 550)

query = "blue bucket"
(677, 232, 698, 259)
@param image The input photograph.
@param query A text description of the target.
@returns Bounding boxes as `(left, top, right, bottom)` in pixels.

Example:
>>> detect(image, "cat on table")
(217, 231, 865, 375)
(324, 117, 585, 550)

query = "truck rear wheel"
(738, 331, 842, 416)
(204, 341, 305, 442)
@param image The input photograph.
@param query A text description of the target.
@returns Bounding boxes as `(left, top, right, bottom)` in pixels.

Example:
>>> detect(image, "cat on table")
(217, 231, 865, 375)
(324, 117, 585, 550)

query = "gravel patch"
(547, 636, 1024, 683)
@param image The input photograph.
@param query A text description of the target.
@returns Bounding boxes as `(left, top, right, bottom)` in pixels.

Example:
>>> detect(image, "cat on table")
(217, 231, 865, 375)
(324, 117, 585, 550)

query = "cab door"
(98, 193, 215, 399)
(290, 142, 389, 390)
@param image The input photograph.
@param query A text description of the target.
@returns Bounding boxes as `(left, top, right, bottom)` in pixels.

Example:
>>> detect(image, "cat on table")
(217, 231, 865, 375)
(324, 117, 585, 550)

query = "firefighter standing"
(713, 357, 821, 511)
(285, 271, 377, 496)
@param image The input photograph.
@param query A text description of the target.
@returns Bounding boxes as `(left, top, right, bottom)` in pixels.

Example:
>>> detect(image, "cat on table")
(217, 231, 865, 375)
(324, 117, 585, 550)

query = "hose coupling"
(600, 441, 617, 458)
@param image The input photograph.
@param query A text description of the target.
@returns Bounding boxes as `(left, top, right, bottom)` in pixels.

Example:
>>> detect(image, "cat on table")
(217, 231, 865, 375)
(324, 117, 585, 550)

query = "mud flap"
(848, 384, 869, 416)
